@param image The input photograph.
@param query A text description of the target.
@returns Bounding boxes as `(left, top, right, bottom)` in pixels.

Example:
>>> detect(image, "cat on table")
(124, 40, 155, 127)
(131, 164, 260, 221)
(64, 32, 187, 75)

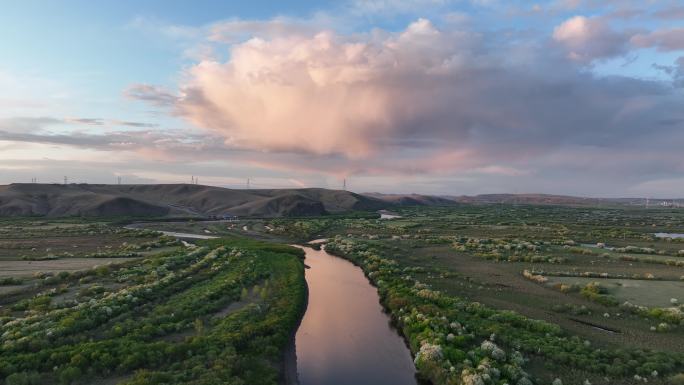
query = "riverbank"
(281, 247, 309, 385)
(121, 224, 307, 385)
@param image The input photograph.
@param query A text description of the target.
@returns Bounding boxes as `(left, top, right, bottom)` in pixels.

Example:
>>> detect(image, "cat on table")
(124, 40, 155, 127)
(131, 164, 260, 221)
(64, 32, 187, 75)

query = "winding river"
(294, 245, 418, 385)
(125, 224, 417, 384)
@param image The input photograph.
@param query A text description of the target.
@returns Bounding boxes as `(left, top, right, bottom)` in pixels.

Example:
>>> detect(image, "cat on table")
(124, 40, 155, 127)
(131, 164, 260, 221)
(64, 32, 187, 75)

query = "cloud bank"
(126, 15, 684, 187)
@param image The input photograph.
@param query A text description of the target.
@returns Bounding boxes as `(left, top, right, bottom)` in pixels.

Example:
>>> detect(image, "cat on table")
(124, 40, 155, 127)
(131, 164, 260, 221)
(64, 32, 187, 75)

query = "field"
(0, 221, 306, 385)
(256, 205, 684, 384)
(546, 277, 683, 308)
(0, 220, 171, 260)
(1, 205, 684, 385)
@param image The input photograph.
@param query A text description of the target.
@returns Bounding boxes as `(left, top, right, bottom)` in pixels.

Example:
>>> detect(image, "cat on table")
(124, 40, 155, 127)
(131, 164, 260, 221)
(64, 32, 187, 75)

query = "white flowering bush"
(325, 235, 684, 385)
(414, 342, 444, 365)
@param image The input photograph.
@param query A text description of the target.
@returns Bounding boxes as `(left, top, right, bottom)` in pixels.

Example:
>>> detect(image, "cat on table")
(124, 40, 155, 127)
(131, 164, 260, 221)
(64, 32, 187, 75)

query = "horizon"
(3, 181, 684, 200)
(2, 1, 684, 197)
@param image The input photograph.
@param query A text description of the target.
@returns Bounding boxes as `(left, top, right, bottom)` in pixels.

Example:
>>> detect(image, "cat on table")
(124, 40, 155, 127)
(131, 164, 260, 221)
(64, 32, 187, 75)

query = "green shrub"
(0, 277, 22, 286)
(5, 372, 42, 385)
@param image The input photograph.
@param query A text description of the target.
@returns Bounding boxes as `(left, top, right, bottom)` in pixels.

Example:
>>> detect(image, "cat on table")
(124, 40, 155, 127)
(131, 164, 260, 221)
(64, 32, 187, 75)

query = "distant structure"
(343, 178, 347, 190)
(64, 176, 68, 185)
(117, 176, 122, 185)
(221, 213, 238, 221)
(247, 178, 251, 189)
(207, 212, 238, 221)
(31, 177, 37, 183)
(658, 200, 682, 208)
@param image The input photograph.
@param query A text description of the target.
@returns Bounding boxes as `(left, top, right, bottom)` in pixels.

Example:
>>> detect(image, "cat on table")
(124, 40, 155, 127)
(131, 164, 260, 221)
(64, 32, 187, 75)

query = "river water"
(294, 245, 417, 385)
(654, 232, 684, 239)
(123, 224, 417, 384)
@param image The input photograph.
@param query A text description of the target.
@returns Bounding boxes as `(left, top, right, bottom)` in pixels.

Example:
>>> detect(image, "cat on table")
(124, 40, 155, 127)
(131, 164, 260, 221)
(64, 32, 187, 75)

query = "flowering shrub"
(452, 237, 567, 264)
(0, 238, 307, 385)
(326, 236, 684, 384)
(522, 270, 547, 284)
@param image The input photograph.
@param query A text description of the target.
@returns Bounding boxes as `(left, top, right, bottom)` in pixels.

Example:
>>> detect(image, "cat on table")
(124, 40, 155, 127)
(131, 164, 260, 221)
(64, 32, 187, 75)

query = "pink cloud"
(552, 15, 629, 62)
(121, 17, 684, 190)
(174, 19, 470, 159)
(631, 28, 684, 52)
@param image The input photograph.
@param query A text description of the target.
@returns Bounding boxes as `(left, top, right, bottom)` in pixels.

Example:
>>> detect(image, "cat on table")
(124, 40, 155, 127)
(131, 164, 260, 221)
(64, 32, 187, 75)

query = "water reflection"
(294, 246, 417, 385)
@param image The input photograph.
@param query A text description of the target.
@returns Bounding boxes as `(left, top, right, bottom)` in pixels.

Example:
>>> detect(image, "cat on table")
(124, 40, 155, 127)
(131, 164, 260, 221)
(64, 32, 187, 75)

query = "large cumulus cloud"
(118, 14, 684, 197)
(158, 19, 483, 158)
(128, 18, 682, 168)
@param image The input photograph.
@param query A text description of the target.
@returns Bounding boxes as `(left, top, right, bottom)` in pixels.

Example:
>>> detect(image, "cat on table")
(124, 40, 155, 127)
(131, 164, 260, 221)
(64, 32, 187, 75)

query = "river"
(294, 245, 418, 385)
(124, 224, 417, 384)
(654, 232, 684, 239)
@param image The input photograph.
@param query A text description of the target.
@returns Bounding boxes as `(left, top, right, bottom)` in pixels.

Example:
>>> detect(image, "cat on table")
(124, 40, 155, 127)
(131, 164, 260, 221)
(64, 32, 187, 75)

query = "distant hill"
(364, 192, 683, 207)
(451, 193, 601, 206)
(2, 184, 679, 218)
(450, 193, 684, 207)
(363, 193, 458, 206)
(0, 184, 387, 218)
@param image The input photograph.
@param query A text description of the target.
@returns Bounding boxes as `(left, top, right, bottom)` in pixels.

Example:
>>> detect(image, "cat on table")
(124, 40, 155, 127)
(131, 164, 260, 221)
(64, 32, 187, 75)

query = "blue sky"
(1, 0, 683, 196)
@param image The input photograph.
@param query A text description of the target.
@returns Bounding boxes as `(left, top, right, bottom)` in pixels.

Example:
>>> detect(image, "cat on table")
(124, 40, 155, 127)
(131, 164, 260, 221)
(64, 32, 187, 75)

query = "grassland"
(1, 204, 684, 385)
(254, 205, 684, 385)
(0, 220, 306, 385)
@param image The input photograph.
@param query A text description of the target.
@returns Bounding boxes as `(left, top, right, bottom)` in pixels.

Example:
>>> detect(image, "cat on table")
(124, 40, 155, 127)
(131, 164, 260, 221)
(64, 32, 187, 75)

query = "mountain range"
(0, 184, 680, 218)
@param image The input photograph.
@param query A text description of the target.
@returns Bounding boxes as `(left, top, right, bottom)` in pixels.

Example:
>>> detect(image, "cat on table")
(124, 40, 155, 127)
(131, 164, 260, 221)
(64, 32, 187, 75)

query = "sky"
(1, 0, 683, 197)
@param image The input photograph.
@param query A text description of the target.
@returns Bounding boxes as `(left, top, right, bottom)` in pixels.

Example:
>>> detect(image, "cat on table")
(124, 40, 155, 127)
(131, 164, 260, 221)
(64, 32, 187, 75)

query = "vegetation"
(0, 234, 306, 385)
(2, 203, 684, 384)
(325, 236, 684, 384)
(263, 204, 684, 384)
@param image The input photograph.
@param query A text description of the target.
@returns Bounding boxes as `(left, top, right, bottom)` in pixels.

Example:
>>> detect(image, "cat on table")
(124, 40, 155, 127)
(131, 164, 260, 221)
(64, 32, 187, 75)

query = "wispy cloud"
(631, 28, 684, 52)
(123, 84, 180, 107)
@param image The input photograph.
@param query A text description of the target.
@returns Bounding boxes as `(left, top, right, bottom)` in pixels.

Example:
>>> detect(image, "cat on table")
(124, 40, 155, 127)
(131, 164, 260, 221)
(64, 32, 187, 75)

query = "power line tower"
(247, 178, 251, 189)
(343, 178, 346, 190)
